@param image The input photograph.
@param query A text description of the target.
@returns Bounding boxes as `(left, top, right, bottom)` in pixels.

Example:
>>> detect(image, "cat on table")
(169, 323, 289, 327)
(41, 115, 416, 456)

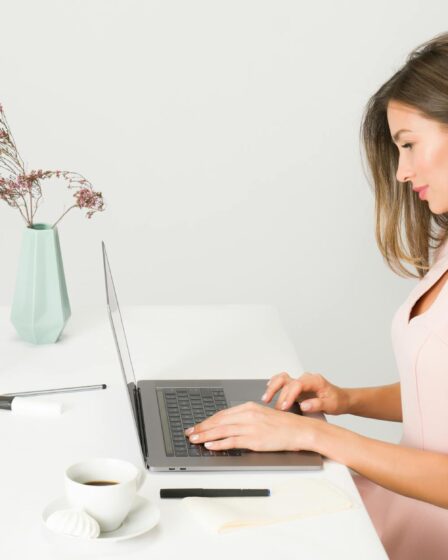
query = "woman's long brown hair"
(360, 31, 448, 279)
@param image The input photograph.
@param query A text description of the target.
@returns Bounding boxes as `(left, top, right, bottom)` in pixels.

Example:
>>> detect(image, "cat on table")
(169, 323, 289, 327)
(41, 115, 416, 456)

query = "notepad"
(182, 478, 354, 533)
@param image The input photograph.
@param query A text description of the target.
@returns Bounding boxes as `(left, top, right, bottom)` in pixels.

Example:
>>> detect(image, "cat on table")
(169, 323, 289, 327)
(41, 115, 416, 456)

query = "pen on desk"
(160, 488, 271, 499)
(3, 384, 107, 398)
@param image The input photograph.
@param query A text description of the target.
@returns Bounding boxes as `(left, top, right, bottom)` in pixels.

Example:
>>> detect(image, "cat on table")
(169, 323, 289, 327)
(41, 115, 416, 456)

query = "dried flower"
(0, 102, 105, 228)
(74, 188, 104, 215)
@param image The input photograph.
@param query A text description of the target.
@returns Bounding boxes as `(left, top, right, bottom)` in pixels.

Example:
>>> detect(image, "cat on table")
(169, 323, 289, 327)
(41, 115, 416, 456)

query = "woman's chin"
(427, 200, 448, 214)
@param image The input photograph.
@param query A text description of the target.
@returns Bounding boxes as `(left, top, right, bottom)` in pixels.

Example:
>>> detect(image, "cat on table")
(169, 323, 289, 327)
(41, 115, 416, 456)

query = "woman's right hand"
(261, 371, 350, 416)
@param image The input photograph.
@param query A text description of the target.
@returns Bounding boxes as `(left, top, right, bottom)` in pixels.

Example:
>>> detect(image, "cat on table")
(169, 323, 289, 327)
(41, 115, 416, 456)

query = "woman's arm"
(344, 382, 402, 422)
(314, 421, 448, 509)
(187, 400, 448, 507)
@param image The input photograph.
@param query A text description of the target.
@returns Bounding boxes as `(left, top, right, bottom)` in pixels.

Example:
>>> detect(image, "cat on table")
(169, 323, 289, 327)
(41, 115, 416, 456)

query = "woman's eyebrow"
(392, 128, 413, 142)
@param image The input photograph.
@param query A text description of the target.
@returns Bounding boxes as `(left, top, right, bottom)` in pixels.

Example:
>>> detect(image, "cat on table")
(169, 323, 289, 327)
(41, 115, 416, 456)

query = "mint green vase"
(11, 223, 71, 344)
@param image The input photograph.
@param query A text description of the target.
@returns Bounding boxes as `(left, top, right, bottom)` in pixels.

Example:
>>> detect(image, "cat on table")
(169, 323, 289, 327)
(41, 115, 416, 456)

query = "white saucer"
(42, 494, 160, 542)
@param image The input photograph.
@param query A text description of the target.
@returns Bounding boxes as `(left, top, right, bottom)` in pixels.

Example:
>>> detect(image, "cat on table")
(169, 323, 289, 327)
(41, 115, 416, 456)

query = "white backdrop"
(1, 0, 445, 443)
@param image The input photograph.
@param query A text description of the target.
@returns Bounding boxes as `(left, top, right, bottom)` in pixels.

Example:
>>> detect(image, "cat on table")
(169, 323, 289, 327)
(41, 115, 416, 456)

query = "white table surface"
(0, 304, 387, 559)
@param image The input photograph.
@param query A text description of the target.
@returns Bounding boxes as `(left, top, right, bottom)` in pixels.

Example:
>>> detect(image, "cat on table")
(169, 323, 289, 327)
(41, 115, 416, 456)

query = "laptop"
(102, 242, 323, 471)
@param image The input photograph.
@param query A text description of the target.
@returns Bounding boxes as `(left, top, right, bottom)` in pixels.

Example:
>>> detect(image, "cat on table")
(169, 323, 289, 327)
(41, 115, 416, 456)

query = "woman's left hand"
(184, 401, 323, 452)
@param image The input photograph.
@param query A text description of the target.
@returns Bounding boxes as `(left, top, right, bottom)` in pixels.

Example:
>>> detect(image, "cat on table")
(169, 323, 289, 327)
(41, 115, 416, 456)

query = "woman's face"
(387, 100, 448, 214)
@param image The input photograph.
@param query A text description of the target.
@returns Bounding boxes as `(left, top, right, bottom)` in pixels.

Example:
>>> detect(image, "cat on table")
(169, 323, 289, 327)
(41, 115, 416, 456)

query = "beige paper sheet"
(182, 478, 354, 534)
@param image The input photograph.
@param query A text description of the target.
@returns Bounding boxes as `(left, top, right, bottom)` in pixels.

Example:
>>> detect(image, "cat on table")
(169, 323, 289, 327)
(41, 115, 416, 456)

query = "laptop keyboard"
(159, 387, 242, 457)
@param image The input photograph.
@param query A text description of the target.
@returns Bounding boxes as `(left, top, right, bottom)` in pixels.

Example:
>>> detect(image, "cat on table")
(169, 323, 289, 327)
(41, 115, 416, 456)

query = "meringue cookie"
(46, 508, 100, 538)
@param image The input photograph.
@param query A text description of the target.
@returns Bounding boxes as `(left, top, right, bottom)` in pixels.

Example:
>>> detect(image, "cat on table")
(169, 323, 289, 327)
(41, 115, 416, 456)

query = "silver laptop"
(102, 242, 322, 471)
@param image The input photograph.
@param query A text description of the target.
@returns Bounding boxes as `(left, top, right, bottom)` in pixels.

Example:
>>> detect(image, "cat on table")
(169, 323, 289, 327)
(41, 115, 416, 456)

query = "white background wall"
(1, 0, 446, 443)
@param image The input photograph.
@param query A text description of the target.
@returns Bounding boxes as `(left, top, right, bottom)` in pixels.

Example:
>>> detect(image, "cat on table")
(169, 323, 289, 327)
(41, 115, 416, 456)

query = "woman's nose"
(396, 161, 415, 183)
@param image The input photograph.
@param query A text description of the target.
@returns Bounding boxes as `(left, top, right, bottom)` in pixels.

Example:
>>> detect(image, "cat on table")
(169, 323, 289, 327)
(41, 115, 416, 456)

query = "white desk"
(0, 305, 387, 559)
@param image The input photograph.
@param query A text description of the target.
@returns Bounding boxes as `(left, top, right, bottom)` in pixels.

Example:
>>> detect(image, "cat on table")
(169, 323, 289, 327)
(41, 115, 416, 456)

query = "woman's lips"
(418, 186, 429, 200)
(412, 185, 429, 200)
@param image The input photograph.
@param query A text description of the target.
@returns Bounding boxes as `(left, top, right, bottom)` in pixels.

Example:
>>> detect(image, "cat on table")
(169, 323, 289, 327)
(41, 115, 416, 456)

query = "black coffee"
(83, 480, 118, 486)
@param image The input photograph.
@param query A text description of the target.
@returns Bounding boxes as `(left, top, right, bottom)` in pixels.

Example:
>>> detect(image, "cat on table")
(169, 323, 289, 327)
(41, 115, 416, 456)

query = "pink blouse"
(353, 239, 448, 559)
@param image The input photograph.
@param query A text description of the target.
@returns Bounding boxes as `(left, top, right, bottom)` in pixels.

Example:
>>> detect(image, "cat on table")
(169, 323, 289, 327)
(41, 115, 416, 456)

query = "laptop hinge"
(132, 385, 148, 459)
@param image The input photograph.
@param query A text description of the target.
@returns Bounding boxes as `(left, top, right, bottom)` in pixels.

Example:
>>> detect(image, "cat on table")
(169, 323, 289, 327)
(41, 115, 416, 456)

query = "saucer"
(42, 494, 160, 542)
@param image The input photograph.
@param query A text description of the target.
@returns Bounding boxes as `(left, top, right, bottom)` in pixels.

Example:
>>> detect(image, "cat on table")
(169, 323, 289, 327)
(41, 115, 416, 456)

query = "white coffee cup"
(65, 458, 146, 532)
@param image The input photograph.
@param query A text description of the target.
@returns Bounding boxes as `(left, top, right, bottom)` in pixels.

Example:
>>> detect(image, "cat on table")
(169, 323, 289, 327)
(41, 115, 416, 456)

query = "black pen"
(160, 488, 270, 499)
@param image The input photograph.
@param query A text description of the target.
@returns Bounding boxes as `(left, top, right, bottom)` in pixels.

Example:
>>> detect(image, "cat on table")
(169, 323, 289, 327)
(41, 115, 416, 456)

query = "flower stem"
(51, 204, 77, 229)
(29, 188, 33, 226)
(17, 192, 31, 225)
(15, 202, 30, 225)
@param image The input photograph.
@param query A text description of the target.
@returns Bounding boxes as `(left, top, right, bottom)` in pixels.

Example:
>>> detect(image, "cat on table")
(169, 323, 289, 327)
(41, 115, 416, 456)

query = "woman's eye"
(401, 143, 413, 149)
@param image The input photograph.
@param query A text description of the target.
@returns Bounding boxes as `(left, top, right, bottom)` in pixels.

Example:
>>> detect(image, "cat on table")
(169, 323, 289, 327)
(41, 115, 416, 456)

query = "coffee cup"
(65, 458, 146, 532)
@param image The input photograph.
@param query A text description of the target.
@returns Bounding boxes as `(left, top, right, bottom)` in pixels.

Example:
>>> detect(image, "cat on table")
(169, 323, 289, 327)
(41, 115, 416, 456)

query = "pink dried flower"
(0, 101, 105, 227)
(51, 177, 105, 227)
(74, 187, 104, 217)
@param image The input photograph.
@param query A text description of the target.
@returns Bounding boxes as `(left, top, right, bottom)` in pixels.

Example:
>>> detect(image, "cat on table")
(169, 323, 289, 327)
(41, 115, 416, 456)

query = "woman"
(185, 32, 448, 559)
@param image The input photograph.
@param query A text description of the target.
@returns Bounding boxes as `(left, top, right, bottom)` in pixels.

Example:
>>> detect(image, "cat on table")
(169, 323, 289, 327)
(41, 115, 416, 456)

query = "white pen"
(3, 383, 107, 398)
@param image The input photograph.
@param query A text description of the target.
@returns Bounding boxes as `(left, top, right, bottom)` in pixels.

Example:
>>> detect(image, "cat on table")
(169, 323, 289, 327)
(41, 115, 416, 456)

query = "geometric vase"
(10, 223, 71, 344)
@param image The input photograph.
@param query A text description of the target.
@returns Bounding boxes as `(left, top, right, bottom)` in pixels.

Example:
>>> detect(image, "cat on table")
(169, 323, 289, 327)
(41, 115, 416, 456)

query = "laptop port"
(169, 467, 175, 471)
(180, 467, 186, 471)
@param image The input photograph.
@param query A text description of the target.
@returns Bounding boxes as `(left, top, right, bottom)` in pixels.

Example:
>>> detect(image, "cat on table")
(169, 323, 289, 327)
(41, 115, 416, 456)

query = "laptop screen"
(102, 241, 138, 387)
(102, 242, 148, 462)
